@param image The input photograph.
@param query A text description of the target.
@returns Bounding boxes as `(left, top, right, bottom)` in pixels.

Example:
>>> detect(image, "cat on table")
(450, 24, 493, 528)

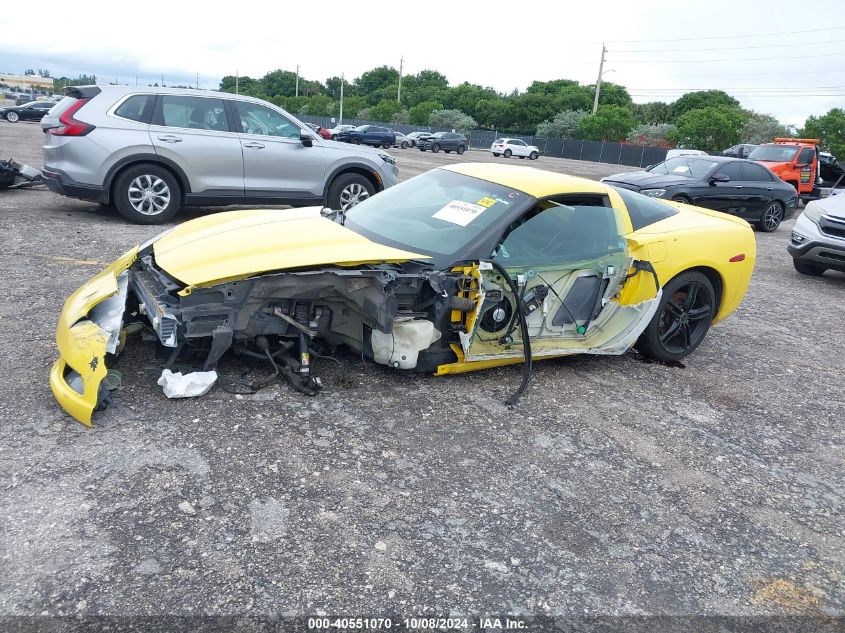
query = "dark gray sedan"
(603, 155, 798, 232)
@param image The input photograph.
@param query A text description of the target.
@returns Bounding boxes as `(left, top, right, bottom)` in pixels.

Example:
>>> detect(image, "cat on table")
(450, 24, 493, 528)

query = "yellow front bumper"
(50, 248, 138, 426)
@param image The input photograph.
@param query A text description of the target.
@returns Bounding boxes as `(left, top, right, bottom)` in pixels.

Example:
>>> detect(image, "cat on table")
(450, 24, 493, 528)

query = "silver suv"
(41, 86, 398, 224)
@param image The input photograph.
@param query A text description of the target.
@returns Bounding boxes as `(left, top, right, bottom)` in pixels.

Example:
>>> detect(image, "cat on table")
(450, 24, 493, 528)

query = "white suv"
(490, 138, 540, 160)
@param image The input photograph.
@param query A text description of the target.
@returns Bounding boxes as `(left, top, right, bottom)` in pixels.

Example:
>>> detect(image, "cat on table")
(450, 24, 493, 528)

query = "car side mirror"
(709, 173, 730, 185)
(300, 129, 313, 147)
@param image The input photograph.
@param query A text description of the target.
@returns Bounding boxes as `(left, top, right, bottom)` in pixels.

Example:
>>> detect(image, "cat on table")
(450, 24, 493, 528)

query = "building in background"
(0, 73, 55, 93)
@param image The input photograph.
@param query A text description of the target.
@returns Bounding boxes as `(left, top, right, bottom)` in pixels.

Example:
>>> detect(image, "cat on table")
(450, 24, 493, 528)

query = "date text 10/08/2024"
(307, 617, 528, 630)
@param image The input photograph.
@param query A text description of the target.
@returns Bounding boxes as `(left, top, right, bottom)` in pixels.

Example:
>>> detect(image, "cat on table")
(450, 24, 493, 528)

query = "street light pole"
(295, 64, 299, 97)
(339, 73, 344, 124)
(397, 55, 403, 103)
(592, 42, 606, 114)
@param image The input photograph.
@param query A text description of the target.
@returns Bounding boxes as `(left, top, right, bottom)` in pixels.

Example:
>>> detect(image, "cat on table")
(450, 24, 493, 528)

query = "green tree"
(626, 123, 677, 147)
(801, 108, 845, 158)
(578, 105, 637, 141)
(219, 75, 261, 96)
(632, 101, 671, 125)
(740, 112, 790, 144)
(261, 70, 298, 97)
(672, 106, 748, 151)
(340, 96, 368, 119)
(536, 110, 589, 138)
(428, 109, 477, 133)
(669, 90, 741, 121)
(355, 66, 400, 105)
(325, 76, 345, 99)
(508, 92, 559, 132)
(474, 98, 510, 129)
(589, 81, 633, 108)
(409, 100, 443, 125)
(368, 99, 403, 122)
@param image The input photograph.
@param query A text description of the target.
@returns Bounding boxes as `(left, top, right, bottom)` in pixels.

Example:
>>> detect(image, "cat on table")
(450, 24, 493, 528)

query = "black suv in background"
(336, 125, 396, 148)
(417, 132, 468, 154)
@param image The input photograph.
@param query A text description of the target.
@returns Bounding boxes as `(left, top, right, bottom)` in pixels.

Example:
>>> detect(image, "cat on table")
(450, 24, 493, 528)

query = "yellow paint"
(50, 248, 138, 425)
(154, 207, 427, 289)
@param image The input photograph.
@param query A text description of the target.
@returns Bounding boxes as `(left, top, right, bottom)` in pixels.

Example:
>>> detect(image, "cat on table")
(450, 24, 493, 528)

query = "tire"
(671, 194, 691, 204)
(419, 148, 427, 152)
(493, 153, 500, 157)
(431, 143, 441, 153)
(113, 163, 181, 225)
(519, 156, 525, 159)
(457, 145, 466, 155)
(351, 137, 360, 145)
(529, 151, 538, 160)
(6, 111, 19, 123)
(382, 139, 391, 149)
(792, 258, 825, 276)
(401, 141, 409, 149)
(331, 134, 338, 140)
(445, 150, 451, 154)
(757, 200, 784, 232)
(503, 149, 512, 158)
(635, 270, 716, 363)
(327, 172, 375, 211)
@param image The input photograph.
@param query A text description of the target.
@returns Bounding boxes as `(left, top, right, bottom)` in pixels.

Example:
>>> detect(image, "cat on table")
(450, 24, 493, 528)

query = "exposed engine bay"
(92, 236, 657, 411)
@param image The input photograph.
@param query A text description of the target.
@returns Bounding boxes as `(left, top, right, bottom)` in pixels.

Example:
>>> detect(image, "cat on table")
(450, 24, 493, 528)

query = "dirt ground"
(0, 119, 842, 626)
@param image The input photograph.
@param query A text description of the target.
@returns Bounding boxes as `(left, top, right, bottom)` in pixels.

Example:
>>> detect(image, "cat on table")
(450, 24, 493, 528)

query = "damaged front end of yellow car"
(49, 248, 137, 426)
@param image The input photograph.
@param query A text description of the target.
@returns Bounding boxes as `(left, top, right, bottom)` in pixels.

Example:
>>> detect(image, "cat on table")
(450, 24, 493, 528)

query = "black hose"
(490, 261, 532, 406)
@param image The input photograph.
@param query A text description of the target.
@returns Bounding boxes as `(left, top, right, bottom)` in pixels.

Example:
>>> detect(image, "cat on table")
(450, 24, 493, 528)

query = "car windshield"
(343, 169, 535, 264)
(748, 145, 799, 162)
(354, 125, 369, 131)
(648, 157, 718, 178)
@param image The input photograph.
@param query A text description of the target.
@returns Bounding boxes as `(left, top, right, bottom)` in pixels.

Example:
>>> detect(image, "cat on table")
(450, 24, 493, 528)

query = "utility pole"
(339, 73, 344, 124)
(235, 70, 239, 95)
(295, 64, 299, 97)
(592, 42, 606, 114)
(196, 72, 199, 89)
(397, 55, 403, 103)
(161, 74, 165, 88)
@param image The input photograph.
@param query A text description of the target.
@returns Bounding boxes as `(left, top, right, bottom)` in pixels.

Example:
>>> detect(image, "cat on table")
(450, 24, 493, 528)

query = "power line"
(628, 85, 845, 92)
(613, 38, 845, 53)
(607, 25, 845, 44)
(612, 52, 845, 64)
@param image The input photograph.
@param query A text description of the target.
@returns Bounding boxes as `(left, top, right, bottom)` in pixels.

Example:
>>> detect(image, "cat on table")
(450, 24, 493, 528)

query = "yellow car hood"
(153, 207, 426, 288)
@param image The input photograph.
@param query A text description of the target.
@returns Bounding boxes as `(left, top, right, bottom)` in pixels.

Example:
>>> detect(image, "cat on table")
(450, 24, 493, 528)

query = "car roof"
(68, 84, 279, 107)
(441, 163, 607, 198)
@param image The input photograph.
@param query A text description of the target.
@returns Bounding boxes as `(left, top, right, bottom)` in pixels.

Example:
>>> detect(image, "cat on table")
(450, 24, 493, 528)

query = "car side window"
(798, 147, 815, 164)
(494, 201, 624, 266)
(613, 186, 679, 231)
(159, 96, 228, 132)
(114, 95, 151, 122)
(235, 101, 299, 138)
(740, 162, 773, 182)
(714, 162, 742, 181)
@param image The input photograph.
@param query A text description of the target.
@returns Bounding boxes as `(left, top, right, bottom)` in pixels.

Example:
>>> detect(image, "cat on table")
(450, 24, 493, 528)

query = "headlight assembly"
(641, 189, 667, 198)
(378, 153, 396, 166)
(802, 201, 823, 224)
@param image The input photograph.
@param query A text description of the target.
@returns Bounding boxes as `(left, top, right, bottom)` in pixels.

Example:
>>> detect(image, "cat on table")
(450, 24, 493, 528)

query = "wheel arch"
(323, 164, 383, 199)
(665, 265, 724, 319)
(104, 154, 190, 205)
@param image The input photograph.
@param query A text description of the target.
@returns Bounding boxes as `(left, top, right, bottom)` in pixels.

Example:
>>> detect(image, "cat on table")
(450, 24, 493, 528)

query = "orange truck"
(748, 138, 821, 201)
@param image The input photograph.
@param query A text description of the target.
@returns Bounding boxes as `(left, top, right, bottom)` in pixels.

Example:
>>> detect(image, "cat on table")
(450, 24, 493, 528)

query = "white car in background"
(665, 148, 708, 159)
(328, 124, 356, 140)
(490, 138, 540, 160)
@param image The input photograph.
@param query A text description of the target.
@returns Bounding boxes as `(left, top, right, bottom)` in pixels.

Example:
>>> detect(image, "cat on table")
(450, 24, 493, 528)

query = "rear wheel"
(492, 153, 500, 157)
(382, 139, 391, 149)
(113, 163, 181, 225)
(351, 137, 360, 145)
(757, 200, 784, 232)
(792, 258, 825, 276)
(327, 172, 375, 211)
(331, 134, 338, 140)
(6, 111, 19, 123)
(457, 145, 466, 155)
(432, 143, 441, 153)
(401, 141, 409, 149)
(519, 156, 525, 159)
(503, 149, 512, 158)
(636, 271, 716, 363)
(529, 151, 538, 160)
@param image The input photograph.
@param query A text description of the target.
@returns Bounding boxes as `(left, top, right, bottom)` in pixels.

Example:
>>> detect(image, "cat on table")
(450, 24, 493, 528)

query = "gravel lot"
(0, 120, 843, 625)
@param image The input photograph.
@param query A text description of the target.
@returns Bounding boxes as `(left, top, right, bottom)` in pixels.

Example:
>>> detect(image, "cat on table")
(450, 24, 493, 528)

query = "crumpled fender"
(50, 248, 137, 426)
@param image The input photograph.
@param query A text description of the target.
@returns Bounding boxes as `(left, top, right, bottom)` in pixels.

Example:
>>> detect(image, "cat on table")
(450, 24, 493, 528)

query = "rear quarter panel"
(621, 202, 756, 324)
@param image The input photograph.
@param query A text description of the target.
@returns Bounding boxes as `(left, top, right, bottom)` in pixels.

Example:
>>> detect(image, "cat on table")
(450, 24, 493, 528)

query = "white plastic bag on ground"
(157, 369, 218, 398)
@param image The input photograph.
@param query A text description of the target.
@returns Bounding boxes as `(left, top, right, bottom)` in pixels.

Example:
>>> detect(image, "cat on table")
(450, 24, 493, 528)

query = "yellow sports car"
(50, 163, 756, 425)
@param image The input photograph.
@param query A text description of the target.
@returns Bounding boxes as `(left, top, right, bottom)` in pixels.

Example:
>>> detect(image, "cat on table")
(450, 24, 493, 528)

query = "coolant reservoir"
(371, 319, 441, 370)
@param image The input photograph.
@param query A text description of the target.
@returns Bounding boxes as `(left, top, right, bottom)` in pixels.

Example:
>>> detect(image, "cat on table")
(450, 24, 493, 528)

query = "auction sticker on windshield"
(433, 200, 488, 226)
